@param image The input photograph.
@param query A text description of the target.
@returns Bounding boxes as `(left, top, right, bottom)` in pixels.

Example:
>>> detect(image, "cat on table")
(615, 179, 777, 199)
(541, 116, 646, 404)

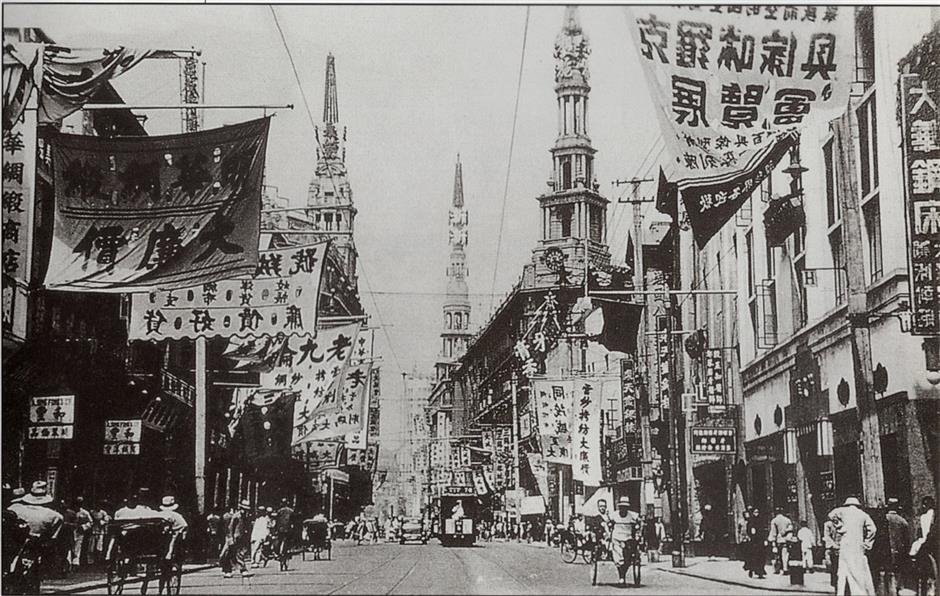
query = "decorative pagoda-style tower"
(530, 6, 610, 287)
(440, 156, 472, 364)
(307, 53, 358, 283)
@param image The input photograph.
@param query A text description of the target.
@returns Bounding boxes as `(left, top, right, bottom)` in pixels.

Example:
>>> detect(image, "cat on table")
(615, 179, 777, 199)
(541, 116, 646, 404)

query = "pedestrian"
(700, 503, 720, 560)
(767, 506, 793, 574)
(824, 515, 841, 588)
(251, 507, 271, 567)
(643, 515, 660, 562)
(828, 496, 877, 596)
(159, 495, 188, 561)
(544, 518, 554, 545)
(610, 497, 641, 586)
(879, 498, 910, 596)
(70, 497, 92, 567)
(89, 501, 110, 566)
(909, 495, 935, 559)
(205, 509, 222, 559)
(796, 520, 815, 572)
(220, 499, 253, 579)
(274, 498, 294, 570)
(744, 507, 766, 579)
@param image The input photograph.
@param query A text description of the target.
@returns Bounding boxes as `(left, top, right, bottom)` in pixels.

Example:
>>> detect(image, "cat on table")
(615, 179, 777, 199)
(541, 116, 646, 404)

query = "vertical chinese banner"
(2, 89, 37, 340)
(620, 357, 638, 434)
(900, 70, 940, 335)
(531, 380, 574, 464)
(626, 5, 854, 246)
(704, 348, 726, 405)
(570, 379, 603, 486)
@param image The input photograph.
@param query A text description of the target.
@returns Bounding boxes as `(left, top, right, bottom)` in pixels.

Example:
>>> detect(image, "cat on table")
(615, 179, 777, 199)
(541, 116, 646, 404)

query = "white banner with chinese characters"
(104, 419, 142, 455)
(129, 242, 326, 340)
(293, 361, 372, 445)
(28, 395, 75, 440)
(570, 379, 603, 486)
(531, 380, 574, 464)
(2, 46, 39, 340)
(627, 5, 854, 247)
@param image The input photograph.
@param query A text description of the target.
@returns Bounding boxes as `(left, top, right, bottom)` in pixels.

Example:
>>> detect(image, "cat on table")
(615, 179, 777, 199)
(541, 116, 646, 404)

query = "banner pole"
(195, 336, 208, 516)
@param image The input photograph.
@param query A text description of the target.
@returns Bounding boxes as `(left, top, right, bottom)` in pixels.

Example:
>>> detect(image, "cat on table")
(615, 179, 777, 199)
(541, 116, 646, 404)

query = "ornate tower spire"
(529, 5, 610, 288)
(323, 53, 339, 124)
(441, 155, 471, 363)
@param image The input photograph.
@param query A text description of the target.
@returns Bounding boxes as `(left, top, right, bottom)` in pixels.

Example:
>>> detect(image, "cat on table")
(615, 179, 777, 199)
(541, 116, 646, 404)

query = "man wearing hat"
(220, 499, 253, 578)
(610, 496, 641, 585)
(10, 487, 26, 503)
(768, 506, 794, 574)
(8, 481, 64, 539)
(828, 496, 877, 596)
(879, 498, 910, 596)
(159, 496, 188, 563)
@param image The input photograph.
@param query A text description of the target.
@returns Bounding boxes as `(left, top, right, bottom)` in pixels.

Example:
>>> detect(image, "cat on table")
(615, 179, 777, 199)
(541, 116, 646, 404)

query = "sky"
(5, 3, 664, 455)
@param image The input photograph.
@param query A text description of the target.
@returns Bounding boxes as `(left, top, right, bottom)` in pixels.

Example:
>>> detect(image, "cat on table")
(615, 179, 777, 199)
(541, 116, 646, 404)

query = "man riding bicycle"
(609, 497, 641, 586)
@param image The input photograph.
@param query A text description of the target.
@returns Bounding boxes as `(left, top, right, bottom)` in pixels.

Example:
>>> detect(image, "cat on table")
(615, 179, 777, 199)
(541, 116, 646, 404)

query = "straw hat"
(844, 497, 861, 507)
(160, 496, 179, 511)
(238, 499, 251, 510)
(22, 481, 53, 505)
(617, 496, 631, 508)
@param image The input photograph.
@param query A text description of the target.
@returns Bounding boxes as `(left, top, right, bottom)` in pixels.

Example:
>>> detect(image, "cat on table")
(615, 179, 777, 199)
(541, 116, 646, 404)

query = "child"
(796, 520, 815, 571)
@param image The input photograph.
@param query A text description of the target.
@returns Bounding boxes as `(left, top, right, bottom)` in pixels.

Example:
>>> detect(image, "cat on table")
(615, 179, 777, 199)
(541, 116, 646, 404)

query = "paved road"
(80, 540, 801, 594)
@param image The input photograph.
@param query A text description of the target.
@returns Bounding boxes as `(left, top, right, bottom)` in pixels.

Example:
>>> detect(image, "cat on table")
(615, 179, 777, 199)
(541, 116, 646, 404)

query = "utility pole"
(511, 373, 521, 526)
(614, 177, 655, 516)
(194, 336, 207, 515)
(833, 109, 884, 505)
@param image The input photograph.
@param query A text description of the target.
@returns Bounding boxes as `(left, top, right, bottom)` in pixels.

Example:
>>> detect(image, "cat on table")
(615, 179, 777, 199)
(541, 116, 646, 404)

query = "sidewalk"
(41, 562, 216, 594)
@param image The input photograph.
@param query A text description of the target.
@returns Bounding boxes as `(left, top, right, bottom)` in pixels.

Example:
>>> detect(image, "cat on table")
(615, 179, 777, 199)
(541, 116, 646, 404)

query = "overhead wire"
(488, 6, 531, 315)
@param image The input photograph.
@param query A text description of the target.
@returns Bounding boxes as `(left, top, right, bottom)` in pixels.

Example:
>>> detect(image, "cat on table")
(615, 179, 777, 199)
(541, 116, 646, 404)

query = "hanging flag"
(345, 377, 372, 449)
(43, 117, 270, 291)
(39, 46, 154, 123)
(595, 300, 644, 355)
(128, 242, 327, 340)
(293, 361, 372, 445)
(350, 327, 374, 364)
(532, 380, 574, 464)
(570, 378, 603, 486)
(2, 63, 39, 341)
(293, 441, 342, 472)
(231, 388, 298, 465)
(654, 166, 678, 220)
(223, 335, 287, 371)
(626, 5, 853, 247)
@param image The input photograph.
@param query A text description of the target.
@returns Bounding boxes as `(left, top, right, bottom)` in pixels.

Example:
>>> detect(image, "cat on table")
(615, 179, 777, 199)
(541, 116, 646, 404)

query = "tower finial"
(554, 5, 590, 85)
(453, 155, 464, 208)
(323, 53, 339, 124)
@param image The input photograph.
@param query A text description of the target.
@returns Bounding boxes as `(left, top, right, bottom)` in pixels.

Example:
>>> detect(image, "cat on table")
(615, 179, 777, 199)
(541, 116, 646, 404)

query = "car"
(399, 518, 427, 545)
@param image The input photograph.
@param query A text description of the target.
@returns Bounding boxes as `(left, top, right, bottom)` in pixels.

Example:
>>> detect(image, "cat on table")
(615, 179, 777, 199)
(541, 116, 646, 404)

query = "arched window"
(562, 158, 572, 189)
(446, 312, 452, 329)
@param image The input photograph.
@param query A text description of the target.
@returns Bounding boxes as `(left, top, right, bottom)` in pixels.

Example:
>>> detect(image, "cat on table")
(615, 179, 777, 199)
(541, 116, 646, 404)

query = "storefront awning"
(520, 496, 546, 516)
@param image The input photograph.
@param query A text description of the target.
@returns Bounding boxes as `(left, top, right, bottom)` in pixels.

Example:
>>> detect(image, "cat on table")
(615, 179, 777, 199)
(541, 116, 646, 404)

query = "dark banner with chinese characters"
(128, 242, 326, 340)
(292, 441, 342, 472)
(703, 348, 726, 405)
(44, 117, 270, 291)
(900, 64, 940, 334)
(690, 426, 736, 454)
(627, 5, 853, 247)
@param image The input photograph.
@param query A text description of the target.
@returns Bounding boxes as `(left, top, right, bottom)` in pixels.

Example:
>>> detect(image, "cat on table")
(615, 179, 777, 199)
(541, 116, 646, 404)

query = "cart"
(105, 518, 183, 595)
(301, 519, 331, 561)
(591, 537, 641, 587)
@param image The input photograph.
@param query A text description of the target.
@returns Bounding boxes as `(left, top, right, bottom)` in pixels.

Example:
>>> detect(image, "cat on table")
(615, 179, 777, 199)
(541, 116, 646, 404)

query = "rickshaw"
(105, 518, 184, 595)
(591, 533, 641, 586)
(301, 518, 331, 561)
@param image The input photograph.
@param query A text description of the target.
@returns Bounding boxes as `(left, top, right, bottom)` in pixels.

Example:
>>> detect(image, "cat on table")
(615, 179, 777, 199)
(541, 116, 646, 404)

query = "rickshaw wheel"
(160, 563, 182, 596)
(633, 559, 641, 586)
(107, 558, 127, 595)
(591, 557, 598, 586)
(561, 539, 578, 564)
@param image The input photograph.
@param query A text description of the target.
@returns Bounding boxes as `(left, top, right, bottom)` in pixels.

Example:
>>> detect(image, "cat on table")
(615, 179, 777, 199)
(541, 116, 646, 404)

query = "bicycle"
(591, 536, 641, 586)
(559, 529, 597, 564)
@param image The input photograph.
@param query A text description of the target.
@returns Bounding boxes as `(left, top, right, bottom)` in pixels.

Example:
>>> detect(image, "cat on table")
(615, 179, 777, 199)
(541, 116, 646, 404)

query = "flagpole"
(195, 336, 208, 516)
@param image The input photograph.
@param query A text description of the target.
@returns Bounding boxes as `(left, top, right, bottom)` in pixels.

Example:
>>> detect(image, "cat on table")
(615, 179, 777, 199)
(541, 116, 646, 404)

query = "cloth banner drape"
(44, 117, 270, 291)
(294, 361, 372, 445)
(626, 5, 854, 247)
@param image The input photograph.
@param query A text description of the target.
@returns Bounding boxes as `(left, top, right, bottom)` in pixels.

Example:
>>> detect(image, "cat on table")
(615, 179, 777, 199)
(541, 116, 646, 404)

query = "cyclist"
(6, 481, 63, 594)
(610, 497, 641, 586)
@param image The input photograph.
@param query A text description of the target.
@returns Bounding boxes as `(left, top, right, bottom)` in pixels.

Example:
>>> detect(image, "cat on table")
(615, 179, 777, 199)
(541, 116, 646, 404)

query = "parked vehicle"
(399, 518, 427, 545)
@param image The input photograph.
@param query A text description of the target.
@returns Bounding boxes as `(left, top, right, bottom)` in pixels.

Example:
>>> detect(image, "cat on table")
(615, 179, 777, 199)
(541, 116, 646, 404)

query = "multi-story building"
(647, 8, 940, 548)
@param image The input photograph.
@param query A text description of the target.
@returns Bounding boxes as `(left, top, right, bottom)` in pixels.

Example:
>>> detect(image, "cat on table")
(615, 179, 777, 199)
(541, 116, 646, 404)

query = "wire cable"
(488, 6, 530, 314)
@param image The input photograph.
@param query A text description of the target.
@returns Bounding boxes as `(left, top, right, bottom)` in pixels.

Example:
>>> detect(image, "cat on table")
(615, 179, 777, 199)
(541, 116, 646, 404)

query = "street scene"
(2, 3, 939, 595)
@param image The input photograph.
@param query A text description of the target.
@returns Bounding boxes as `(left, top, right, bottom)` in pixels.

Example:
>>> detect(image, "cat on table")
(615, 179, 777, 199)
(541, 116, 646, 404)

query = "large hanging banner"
(527, 452, 550, 498)
(44, 117, 270, 291)
(899, 25, 940, 336)
(481, 426, 513, 489)
(2, 55, 38, 340)
(627, 5, 854, 247)
(532, 380, 574, 464)
(570, 379, 603, 486)
(293, 361, 372, 445)
(3, 43, 42, 129)
(233, 388, 297, 465)
(128, 242, 327, 339)
(512, 294, 563, 378)
(293, 440, 342, 472)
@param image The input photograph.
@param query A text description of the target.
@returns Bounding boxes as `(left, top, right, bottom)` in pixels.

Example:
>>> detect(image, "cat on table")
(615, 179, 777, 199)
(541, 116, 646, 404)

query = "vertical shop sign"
(620, 357, 638, 434)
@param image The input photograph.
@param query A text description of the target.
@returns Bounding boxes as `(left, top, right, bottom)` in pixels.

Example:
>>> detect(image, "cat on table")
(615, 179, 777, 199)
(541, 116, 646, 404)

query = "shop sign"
(819, 470, 835, 502)
(690, 426, 736, 454)
(627, 5, 854, 247)
(900, 72, 940, 335)
(29, 395, 75, 440)
(620, 357, 638, 434)
(104, 419, 142, 455)
(703, 349, 725, 405)
(442, 486, 475, 497)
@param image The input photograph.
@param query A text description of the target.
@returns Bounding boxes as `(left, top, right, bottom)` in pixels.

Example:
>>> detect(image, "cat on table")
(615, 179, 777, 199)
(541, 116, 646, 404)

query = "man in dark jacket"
(274, 499, 295, 571)
(220, 500, 252, 578)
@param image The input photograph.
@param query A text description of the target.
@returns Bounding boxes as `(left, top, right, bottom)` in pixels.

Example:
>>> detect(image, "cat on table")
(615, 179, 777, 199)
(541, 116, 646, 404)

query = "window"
(573, 96, 580, 134)
(324, 212, 333, 231)
(829, 230, 847, 304)
(857, 95, 879, 198)
(766, 239, 776, 280)
(793, 257, 808, 329)
(745, 230, 756, 298)
(559, 205, 573, 237)
(824, 139, 840, 227)
(561, 158, 572, 189)
(864, 198, 883, 281)
(589, 205, 603, 242)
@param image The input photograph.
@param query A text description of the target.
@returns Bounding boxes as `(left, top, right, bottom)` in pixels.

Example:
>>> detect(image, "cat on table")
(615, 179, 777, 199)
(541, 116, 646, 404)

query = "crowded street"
(3, 2, 940, 595)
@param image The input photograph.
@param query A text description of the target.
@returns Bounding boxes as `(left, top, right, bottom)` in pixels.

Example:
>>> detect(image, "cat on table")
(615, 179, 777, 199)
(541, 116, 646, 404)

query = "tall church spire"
(453, 154, 464, 208)
(441, 155, 471, 363)
(323, 53, 339, 124)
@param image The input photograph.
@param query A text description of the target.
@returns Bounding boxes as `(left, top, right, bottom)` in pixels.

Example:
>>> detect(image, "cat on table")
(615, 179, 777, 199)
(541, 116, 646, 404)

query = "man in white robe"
(828, 497, 877, 596)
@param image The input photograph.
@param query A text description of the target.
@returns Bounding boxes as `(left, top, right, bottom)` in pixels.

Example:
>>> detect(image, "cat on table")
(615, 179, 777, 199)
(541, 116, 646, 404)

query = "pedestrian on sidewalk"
(70, 497, 92, 567)
(89, 501, 110, 566)
(824, 516, 841, 589)
(744, 507, 766, 579)
(796, 520, 815, 572)
(220, 500, 252, 579)
(700, 504, 720, 560)
(205, 509, 222, 559)
(828, 496, 877, 596)
(768, 507, 793, 575)
(643, 515, 662, 562)
(250, 507, 271, 567)
(878, 498, 910, 596)
(274, 498, 295, 569)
